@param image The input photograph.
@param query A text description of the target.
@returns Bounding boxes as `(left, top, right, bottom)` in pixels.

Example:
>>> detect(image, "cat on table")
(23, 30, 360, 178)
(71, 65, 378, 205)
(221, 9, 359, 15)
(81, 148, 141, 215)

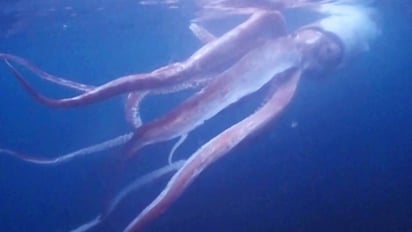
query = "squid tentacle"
(125, 92, 148, 129)
(0, 133, 133, 165)
(3, 11, 286, 108)
(125, 69, 302, 232)
(168, 134, 188, 165)
(189, 23, 217, 44)
(0, 65, 210, 165)
(124, 77, 210, 129)
(124, 38, 301, 157)
(69, 160, 186, 232)
(0, 53, 94, 91)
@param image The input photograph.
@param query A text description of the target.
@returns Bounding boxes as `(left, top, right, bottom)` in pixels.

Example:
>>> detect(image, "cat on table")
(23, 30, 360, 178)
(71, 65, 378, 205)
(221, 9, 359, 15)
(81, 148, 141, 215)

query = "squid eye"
(317, 39, 343, 68)
(296, 28, 344, 74)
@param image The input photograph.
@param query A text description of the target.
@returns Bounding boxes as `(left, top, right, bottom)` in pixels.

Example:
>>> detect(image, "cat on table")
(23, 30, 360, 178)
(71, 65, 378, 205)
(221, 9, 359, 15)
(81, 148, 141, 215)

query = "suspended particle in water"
(290, 120, 298, 128)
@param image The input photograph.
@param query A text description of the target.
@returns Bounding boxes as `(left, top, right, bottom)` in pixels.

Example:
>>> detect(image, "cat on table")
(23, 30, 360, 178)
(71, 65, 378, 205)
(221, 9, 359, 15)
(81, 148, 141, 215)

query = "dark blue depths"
(0, 1, 411, 232)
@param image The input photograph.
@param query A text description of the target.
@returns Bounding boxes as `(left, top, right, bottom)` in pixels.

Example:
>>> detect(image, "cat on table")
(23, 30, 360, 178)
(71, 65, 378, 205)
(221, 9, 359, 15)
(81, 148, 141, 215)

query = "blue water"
(0, 1, 411, 231)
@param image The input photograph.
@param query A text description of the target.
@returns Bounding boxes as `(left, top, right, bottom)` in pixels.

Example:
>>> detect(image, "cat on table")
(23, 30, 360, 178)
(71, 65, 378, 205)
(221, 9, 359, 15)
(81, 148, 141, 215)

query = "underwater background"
(0, 1, 411, 231)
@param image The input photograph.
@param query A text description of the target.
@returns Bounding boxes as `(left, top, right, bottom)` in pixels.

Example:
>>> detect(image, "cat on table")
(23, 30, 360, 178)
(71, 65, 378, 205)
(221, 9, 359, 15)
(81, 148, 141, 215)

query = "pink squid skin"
(125, 68, 303, 232)
(1, 10, 286, 108)
(0, 10, 287, 166)
(1, 13, 344, 232)
(0, 1, 379, 231)
(122, 24, 344, 230)
(124, 37, 301, 157)
(124, 26, 344, 160)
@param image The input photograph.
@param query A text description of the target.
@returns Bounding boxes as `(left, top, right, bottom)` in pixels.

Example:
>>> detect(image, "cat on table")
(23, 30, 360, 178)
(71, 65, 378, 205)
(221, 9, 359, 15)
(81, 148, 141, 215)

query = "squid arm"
(189, 22, 217, 44)
(124, 75, 210, 129)
(124, 68, 302, 232)
(125, 37, 301, 157)
(0, 53, 94, 91)
(2, 11, 286, 108)
(0, 133, 133, 165)
(69, 160, 186, 232)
